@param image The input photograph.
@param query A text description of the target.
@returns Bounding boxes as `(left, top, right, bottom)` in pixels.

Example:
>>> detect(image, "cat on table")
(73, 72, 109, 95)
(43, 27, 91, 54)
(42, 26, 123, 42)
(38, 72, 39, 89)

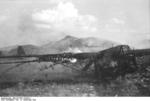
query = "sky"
(0, 0, 149, 48)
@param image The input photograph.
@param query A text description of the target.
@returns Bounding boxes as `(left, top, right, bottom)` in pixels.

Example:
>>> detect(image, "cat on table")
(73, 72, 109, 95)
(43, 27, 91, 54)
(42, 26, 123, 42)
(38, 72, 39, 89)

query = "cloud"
(1, 1, 93, 47)
(0, 0, 148, 48)
(0, 15, 8, 23)
(49, 0, 69, 4)
(112, 18, 125, 25)
(32, 2, 98, 36)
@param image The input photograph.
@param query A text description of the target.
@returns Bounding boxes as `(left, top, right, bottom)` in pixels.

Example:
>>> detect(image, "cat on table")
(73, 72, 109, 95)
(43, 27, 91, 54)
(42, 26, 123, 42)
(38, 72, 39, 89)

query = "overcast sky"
(0, 0, 149, 48)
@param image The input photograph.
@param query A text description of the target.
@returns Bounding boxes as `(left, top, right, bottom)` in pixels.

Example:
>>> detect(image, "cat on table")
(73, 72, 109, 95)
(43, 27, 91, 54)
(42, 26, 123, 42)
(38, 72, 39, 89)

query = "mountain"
(7, 45, 39, 56)
(0, 35, 119, 55)
(40, 35, 119, 53)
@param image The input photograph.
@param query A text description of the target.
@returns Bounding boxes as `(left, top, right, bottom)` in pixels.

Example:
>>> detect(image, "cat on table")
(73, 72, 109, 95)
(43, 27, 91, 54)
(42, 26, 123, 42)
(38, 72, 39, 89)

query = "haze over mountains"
(0, 35, 150, 56)
(0, 35, 119, 55)
(136, 39, 150, 49)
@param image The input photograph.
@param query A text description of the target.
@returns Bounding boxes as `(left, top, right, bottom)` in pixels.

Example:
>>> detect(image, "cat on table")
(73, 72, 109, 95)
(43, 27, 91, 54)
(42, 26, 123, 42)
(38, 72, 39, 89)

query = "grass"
(0, 56, 150, 96)
(0, 72, 150, 97)
(0, 79, 97, 96)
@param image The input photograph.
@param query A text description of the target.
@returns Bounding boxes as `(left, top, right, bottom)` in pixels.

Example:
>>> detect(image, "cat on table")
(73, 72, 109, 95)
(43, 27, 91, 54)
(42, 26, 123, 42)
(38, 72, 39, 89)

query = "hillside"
(0, 35, 119, 55)
(6, 45, 39, 56)
(39, 35, 118, 54)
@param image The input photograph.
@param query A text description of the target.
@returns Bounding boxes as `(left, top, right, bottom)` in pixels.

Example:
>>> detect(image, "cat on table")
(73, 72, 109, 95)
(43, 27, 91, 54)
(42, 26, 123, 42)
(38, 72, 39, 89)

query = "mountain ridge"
(0, 35, 119, 55)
